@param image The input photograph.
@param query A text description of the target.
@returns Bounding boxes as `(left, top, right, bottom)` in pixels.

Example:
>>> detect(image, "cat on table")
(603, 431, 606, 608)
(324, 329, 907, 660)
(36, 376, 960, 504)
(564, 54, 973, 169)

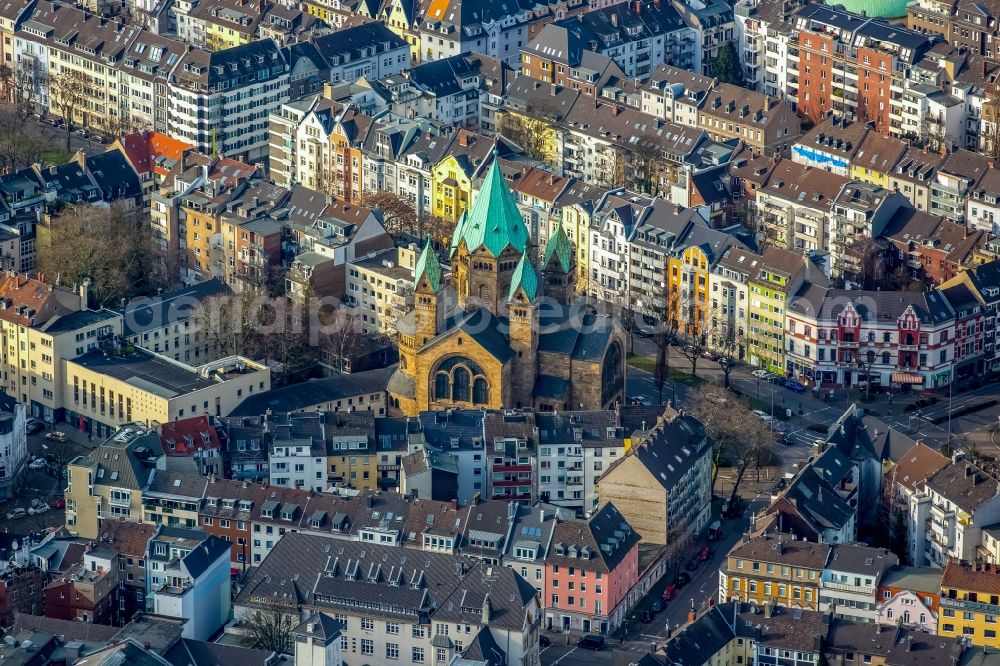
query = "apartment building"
(267, 96, 343, 191)
(785, 286, 956, 390)
(543, 503, 639, 635)
(0, 274, 122, 422)
(65, 424, 165, 539)
(793, 5, 933, 137)
(313, 22, 409, 84)
(346, 245, 418, 336)
(697, 83, 801, 156)
(640, 64, 715, 126)
(145, 526, 231, 640)
(908, 458, 1000, 567)
(521, 1, 696, 81)
(720, 533, 829, 609)
(745, 246, 814, 375)
(939, 560, 1000, 648)
(599, 408, 712, 545)
(820, 544, 898, 624)
(588, 191, 653, 306)
(235, 532, 542, 666)
(64, 351, 270, 437)
(168, 39, 289, 162)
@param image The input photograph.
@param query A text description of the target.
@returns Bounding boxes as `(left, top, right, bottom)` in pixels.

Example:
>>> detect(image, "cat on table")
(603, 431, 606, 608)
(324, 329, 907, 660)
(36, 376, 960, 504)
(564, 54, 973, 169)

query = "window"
(386, 622, 399, 634)
(360, 639, 374, 655)
(412, 648, 425, 663)
(361, 617, 374, 630)
(386, 643, 399, 659)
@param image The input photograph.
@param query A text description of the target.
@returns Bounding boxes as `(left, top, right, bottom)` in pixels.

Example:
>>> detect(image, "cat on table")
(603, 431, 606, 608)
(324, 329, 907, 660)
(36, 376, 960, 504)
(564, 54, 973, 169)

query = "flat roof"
(70, 349, 256, 398)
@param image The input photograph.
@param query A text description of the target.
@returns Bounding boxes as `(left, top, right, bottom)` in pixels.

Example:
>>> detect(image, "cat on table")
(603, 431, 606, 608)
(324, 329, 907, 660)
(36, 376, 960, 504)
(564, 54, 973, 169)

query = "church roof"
(449, 210, 467, 257)
(544, 224, 573, 273)
(414, 239, 442, 292)
(456, 155, 529, 257)
(509, 255, 538, 301)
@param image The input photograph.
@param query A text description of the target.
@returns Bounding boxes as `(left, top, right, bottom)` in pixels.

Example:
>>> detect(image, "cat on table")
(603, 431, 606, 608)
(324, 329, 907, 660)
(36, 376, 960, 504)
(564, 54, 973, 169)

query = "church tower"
(542, 223, 576, 304)
(412, 238, 443, 346)
(507, 254, 538, 408)
(450, 153, 530, 313)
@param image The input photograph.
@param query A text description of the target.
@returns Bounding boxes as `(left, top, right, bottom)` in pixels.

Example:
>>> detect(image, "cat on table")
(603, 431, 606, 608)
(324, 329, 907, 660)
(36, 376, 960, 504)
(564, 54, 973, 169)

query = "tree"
(715, 324, 745, 389)
(364, 191, 419, 236)
(628, 143, 671, 196)
(846, 235, 887, 290)
(676, 329, 709, 378)
(0, 109, 47, 173)
(857, 347, 878, 400)
(318, 305, 361, 374)
(643, 289, 682, 405)
(687, 386, 773, 501)
(48, 67, 89, 151)
(498, 106, 558, 166)
(241, 606, 299, 654)
(711, 41, 745, 87)
(37, 203, 162, 306)
(4, 60, 46, 124)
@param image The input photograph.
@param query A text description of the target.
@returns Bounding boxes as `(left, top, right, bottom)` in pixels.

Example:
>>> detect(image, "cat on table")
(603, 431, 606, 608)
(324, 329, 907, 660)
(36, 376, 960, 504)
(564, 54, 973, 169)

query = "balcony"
(823, 580, 875, 595)
(109, 495, 131, 508)
(493, 463, 532, 474)
(940, 597, 1000, 615)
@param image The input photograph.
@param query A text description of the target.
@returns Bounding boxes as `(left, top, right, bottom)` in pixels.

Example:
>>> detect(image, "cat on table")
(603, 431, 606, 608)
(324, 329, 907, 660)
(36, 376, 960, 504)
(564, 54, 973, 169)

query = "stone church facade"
(388, 156, 625, 416)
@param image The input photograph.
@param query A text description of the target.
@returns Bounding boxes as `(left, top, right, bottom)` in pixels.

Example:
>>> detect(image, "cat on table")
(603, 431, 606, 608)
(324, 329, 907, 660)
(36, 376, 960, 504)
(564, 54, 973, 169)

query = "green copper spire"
(543, 223, 573, 274)
(509, 254, 538, 302)
(456, 156, 528, 257)
(414, 239, 441, 293)
(449, 210, 467, 257)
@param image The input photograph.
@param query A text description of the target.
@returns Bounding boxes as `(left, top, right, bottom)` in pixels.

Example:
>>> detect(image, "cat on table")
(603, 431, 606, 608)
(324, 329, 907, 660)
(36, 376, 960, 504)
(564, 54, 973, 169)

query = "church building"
(387, 156, 626, 416)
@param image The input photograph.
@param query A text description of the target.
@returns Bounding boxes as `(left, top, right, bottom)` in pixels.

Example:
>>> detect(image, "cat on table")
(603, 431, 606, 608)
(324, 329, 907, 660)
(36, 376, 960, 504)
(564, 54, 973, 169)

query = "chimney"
(612, 105, 621, 116)
(80, 278, 91, 311)
(984, 61, 988, 78)
(907, 635, 913, 652)
(450, 498, 458, 509)
(458, 132, 468, 147)
(611, 12, 618, 26)
(635, 0, 640, 12)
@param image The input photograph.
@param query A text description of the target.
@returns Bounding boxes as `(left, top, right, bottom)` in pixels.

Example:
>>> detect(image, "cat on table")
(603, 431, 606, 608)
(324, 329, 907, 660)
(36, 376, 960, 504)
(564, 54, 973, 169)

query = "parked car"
(5, 508, 26, 521)
(752, 369, 769, 379)
(640, 609, 655, 623)
(783, 380, 806, 393)
(577, 635, 606, 651)
(752, 410, 772, 422)
(781, 433, 797, 446)
(701, 350, 719, 361)
(27, 500, 49, 515)
(651, 600, 664, 613)
(698, 545, 713, 562)
(675, 572, 691, 586)
(75, 128, 88, 138)
(28, 458, 48, 470)
(685, 556, 701, 571)
(662, 583, 678, 601)
(629, 395, 653, 406)
(539, 636, 551, 648)
(25, 418, 44, 434)
(50, 497, 65, 510)
(707, 520, 723, 541)
(772, 421, 787, 433)
(45, 431, 67, 443)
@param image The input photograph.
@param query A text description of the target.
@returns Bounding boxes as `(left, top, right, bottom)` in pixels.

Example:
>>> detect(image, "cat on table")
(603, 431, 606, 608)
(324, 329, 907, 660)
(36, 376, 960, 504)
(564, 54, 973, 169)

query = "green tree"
(711, 41, 745, 87)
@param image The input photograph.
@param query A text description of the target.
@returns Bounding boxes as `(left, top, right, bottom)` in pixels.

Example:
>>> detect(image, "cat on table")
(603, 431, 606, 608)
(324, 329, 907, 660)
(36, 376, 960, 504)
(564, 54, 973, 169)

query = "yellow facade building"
(64, 351, 269, 438)
(939, 559, 1000, 647)
(719, 534, 829, 610)
(65, 425, 165, 539)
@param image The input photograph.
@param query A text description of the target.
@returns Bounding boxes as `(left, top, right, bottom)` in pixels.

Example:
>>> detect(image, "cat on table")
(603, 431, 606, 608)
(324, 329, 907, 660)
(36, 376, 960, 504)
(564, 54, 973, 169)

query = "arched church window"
(473, 377, 488, 405)
(452, 367, 470, 402)
(479, 285, 491, 302)
(435, 372, 450, 400)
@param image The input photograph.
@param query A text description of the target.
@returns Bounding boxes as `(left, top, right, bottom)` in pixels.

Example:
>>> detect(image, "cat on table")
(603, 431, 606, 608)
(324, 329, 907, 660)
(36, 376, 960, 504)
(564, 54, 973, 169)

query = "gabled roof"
(549, 502, 638, 573)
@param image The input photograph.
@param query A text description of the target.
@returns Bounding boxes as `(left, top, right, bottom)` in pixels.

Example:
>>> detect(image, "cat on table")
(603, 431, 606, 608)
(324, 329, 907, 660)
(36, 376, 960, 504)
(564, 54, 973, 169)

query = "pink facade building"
(543, 502, 639, 635)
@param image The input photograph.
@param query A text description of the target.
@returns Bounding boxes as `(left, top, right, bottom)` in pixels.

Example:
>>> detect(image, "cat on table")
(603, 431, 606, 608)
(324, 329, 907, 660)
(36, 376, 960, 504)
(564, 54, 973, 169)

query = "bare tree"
(715, 324, 745, 389)
(722, 406, 775, 507)
(498, 105, 558, 166)
(857, 347, 878, 400)
(241, 605, 299, 654)
(0, 109, 46, 172)
(687, 384, 745, 489)
(318, 304, 361, 374)
(982, 101, 1000, 160)
(627, 143, 672, 196)
(676, 329, 710, 378)
(364, 191, 419, 236)
(5, 60, 46, 123)
(48, 67, 89, 151)
(37, 203, 162, 306)
(644, 289, 682, 405)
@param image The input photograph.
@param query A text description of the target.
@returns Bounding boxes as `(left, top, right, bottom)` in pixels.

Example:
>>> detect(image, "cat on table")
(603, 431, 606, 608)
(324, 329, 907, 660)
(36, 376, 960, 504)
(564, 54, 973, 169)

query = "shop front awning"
(891, 372, 924, 385)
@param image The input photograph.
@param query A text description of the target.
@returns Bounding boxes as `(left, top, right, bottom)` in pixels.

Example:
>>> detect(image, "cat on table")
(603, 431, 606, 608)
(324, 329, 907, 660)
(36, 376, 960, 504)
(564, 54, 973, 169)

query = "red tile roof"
(118, 130, 194, 177)
(160, 416, 222, 456)
(0, 274, 78, 327)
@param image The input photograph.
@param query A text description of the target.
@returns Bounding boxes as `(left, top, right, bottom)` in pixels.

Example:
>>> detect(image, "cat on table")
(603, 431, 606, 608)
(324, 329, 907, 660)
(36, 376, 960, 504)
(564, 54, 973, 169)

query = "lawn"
(626, 354, 704, 386)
